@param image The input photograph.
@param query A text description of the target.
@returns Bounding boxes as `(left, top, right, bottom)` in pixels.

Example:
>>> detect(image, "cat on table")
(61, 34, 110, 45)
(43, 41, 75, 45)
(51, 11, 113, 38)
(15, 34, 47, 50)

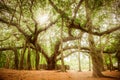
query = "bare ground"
(0, 68, 120, 80)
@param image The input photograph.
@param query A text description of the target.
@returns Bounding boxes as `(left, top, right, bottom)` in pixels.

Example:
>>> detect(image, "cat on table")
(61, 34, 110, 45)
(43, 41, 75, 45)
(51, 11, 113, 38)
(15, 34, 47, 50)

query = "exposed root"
(103, 75, 120, 79)
(92, 73, 120, 79)
(92, 75, 120, 79)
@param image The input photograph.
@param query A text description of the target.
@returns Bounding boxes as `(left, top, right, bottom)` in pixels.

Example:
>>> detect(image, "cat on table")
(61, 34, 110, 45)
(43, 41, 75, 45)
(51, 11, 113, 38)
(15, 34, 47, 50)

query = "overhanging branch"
(0, 18, 29, 37)
(49, 0, 120, 36)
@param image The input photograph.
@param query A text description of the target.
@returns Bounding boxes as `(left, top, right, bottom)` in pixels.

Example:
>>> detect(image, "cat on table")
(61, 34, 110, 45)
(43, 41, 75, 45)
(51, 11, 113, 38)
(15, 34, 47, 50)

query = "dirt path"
(0, 68, 120, 80)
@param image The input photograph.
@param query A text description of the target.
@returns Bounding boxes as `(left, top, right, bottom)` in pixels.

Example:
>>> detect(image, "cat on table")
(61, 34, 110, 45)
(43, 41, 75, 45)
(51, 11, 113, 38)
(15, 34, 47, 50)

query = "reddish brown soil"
(0, 68, 120, 80)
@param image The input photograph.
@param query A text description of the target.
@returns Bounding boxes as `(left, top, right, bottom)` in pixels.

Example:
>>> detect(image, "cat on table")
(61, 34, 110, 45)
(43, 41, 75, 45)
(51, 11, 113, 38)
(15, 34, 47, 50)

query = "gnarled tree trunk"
(88, 34, 104, 77)
(47, 57, 56, 70)
(85, 0, 104, 77)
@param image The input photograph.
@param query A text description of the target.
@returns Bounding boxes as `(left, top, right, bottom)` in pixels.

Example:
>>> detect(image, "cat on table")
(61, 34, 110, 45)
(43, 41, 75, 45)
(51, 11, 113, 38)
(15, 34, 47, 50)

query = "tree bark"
(85, 0, 104, 77)
(88, 34, 104, 77)
(100, 36, 105, 71)
(47, 58, 56, 70)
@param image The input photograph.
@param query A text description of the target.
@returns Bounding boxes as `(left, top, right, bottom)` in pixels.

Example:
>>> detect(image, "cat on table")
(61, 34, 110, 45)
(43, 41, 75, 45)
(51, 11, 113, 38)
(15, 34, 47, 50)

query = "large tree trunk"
(89, 34, 104, 77)
(91, 52, 104, 77)
(47, 57, 56, 70)
(85, 0, 104, 77)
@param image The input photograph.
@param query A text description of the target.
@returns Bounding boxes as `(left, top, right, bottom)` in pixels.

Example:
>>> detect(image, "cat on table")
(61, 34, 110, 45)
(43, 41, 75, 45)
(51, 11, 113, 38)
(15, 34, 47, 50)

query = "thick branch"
(32, 17, 60, 44)
(70, 23, 120, 36)
(63, 36, 80, 42)
(57, 49, 89, 61)
(0, 47, 23, 51)
(29, 0, 38, 34)
(37, 17, 60, 34)
(0, 36, 11, 42)
(63, 46, 90, 51)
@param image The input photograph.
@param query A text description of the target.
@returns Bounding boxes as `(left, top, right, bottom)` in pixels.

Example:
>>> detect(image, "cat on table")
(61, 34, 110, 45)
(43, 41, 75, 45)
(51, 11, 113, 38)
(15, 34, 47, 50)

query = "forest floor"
(0, 68, 120, 80)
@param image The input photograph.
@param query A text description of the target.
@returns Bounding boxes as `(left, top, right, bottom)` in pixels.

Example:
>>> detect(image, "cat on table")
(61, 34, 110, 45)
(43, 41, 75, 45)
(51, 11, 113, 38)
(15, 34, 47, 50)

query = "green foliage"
(0, 52, 6, 68)
(104, 54, 117, 66)
(40, 54, 47, 64)
(88, 0, 113, 10)
(104, 32, 120, 53)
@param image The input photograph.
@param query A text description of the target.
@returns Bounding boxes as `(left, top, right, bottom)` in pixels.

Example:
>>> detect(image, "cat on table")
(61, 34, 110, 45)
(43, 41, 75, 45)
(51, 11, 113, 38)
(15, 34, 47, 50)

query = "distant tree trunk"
(19, 51, 25, 70)
(27, 44, 31, 70)
(88, 55, 91, 71)
(77, 32, 83, 72)
(35, 44, 40, 70)
(5, 54, 10, 69)
(109, 54, 113, 71)
(60, 18, 66, 72)
(116, 51, 120, 71)
(19, 44, 27, 70)
(61, 52, 65, 71)
(118, 59, 120, 71)
(78, 52, 81, 72)
(35, 52, 39, 70)
(13, 48, 19, 69)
